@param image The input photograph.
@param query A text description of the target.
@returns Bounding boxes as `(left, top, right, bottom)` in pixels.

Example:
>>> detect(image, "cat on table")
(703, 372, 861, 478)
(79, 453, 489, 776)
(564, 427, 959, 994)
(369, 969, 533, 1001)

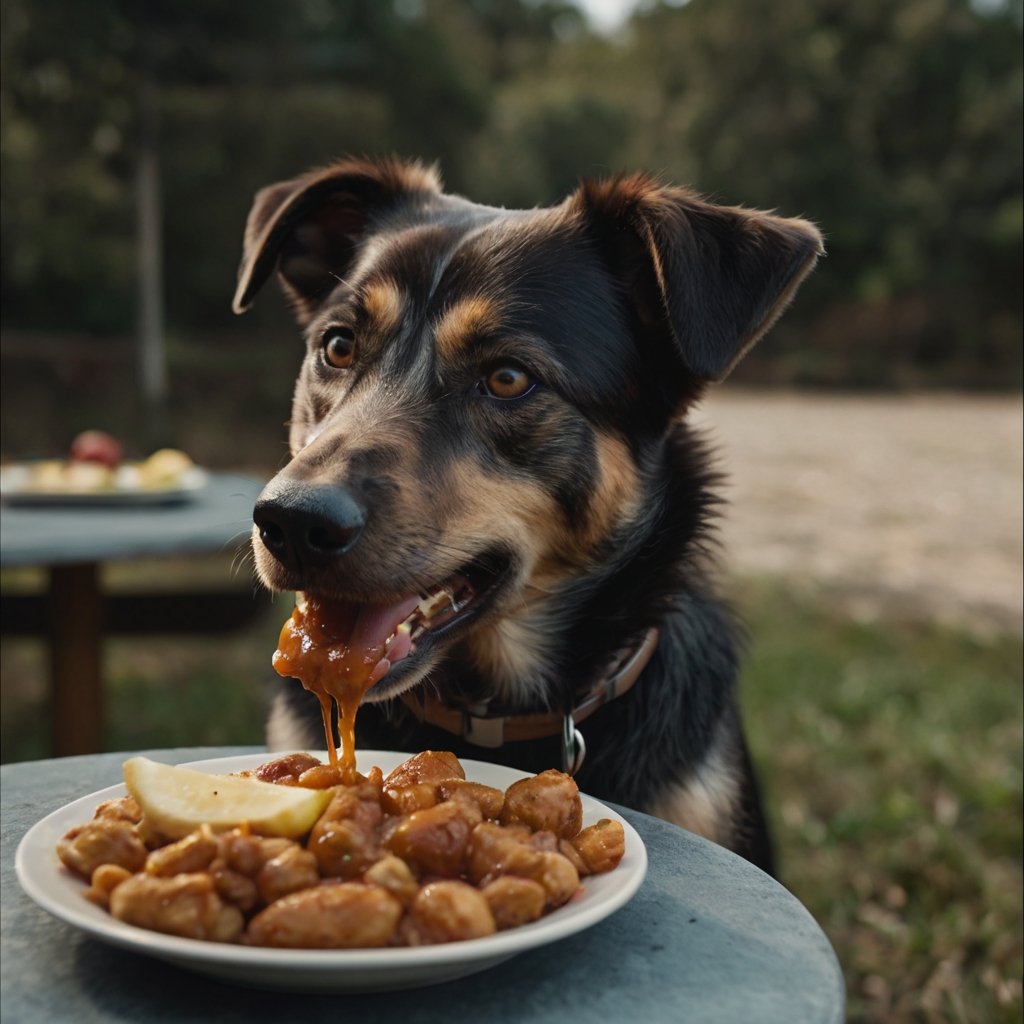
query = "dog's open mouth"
(272, 550, 513, 767)
(283, 550, 513, 693)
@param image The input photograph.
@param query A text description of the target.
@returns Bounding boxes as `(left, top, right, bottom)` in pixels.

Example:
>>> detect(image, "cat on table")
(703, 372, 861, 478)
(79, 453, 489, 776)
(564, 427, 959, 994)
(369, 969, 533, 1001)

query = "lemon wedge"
(123, 757, 333, 840)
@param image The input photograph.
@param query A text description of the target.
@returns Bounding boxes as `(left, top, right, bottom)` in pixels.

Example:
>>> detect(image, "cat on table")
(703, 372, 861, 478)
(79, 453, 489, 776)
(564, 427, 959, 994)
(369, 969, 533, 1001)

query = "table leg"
(48, 563, 104, 756)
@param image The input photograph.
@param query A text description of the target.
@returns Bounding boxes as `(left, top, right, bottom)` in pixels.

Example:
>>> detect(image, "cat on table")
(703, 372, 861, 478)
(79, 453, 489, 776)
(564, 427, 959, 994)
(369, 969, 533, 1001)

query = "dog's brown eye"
(482, 366, 534, 400)
(322, 328, 355, 369)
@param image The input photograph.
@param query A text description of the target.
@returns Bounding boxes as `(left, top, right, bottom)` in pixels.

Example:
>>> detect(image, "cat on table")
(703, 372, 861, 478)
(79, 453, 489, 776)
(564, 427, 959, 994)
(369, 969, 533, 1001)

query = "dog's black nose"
(253, 479, 365, 571)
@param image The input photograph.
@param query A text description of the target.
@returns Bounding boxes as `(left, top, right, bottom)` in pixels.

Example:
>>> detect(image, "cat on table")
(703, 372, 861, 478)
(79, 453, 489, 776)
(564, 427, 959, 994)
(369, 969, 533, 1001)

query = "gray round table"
(1, 747, 845, 1023)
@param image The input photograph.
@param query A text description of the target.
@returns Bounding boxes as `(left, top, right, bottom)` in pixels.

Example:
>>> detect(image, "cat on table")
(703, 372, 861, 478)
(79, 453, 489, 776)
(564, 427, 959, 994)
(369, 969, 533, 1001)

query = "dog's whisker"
(231, 550, 256, 581)
(229, 538, 258, 580)
(219, 529, 253, 557)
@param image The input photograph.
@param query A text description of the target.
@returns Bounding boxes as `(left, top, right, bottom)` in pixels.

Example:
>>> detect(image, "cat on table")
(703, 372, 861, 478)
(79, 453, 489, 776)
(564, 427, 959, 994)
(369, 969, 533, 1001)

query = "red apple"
(69, 430, 123, 468)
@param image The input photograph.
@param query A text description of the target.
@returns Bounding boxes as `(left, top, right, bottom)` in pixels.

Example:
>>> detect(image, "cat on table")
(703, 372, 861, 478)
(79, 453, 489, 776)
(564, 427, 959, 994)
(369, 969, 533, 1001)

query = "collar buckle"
(463, 704, 505, 748)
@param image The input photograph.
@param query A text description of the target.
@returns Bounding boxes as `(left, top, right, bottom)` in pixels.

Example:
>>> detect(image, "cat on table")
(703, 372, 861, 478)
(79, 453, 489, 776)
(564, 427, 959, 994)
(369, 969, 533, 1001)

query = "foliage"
(736, 577, 1023, 1023)
(0, 0, 1021, 391)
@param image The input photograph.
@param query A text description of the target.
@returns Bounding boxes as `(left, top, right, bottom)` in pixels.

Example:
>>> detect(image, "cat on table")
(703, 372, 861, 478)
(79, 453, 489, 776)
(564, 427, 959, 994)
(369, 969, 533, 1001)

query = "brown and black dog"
(234, 156, 822, 874)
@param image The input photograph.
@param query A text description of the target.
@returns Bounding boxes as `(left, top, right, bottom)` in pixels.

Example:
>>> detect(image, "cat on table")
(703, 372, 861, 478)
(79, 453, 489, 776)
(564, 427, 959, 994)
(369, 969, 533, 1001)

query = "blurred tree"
(0, 0, 580, 330)
(1, 0, 1021, 390)
(646, 0, 1023, 386)
(513, 0, 1022, 386)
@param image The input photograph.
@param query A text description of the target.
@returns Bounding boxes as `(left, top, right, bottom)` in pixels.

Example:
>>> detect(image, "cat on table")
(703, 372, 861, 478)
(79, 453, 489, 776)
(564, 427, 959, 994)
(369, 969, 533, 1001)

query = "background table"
(1, 747, 846, 1023)
(0, 474, 265, 755)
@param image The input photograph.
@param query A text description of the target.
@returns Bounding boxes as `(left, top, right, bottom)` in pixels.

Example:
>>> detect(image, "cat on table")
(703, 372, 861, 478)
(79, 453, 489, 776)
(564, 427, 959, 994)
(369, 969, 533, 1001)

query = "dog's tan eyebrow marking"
(361, 279, 405, 335)
(433, 295, 502, 359)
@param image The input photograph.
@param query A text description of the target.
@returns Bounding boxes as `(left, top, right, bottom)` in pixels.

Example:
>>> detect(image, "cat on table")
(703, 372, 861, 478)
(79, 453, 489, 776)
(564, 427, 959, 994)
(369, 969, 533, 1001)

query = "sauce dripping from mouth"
(271, 596, 404, 776)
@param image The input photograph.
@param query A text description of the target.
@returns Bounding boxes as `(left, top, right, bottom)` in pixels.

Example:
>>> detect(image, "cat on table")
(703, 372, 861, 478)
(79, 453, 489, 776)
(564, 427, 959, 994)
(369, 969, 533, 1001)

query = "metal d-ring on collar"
(562, 713, 587, 775)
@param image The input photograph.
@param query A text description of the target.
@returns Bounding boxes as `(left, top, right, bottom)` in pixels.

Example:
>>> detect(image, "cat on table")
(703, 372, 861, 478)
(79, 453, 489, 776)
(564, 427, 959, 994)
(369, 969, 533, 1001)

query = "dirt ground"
(691, 390, 1023, 636)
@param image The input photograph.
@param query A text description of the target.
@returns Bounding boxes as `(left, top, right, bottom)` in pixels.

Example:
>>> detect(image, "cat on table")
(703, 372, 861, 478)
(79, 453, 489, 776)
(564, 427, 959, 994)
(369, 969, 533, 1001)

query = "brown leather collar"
(399, 627, 659, 748)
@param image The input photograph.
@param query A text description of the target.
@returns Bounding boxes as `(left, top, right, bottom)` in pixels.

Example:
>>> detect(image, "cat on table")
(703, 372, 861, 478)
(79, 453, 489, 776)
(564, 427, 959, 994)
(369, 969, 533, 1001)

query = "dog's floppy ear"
(232, 156, 442, 322)
(570, 174, 824, 381)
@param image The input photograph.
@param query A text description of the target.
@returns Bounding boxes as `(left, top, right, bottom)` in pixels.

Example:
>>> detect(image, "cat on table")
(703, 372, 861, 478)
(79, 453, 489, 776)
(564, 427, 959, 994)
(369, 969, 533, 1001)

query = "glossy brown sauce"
(272, 597, 384, 776)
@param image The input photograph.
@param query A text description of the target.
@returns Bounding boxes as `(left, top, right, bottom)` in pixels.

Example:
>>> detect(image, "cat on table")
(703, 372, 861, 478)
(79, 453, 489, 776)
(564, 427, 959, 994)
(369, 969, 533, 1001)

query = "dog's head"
(236, 156, 822, 704)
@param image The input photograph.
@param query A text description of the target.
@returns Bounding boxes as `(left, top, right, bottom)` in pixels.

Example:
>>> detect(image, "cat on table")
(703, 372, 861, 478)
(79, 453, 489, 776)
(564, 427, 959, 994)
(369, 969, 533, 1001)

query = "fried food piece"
(438, 779, 505, 820)
(381, 782, 438, 816)
(57, 819, 148, 878)
(467, 821, 543, 886)
(481, 876, 546, 930)
(407, 881, 496, 944)
(571, 818, 626, 875)
(363, 854, 420, 907)
(385, 800, 481, 877)
(384, 750, 464, 788)
(296, 764, 350, 789)
(93, 796, 142, 824)
(83, 864, 133, 909)
(210, 863, 258, 912)
(309, 815, 374, 880)
(531, 851, 581, 909)
(525, 829, 559, 852)
(110, 872, 244, 942)
(252, 752, 323, 785)
(467, 822, 579, 907)
(246, 883, 402, 948)
(218, 830, 294, 876)
(526, 829, 588, 875)
(500, 770, 583, 839)
(145, 825, 219, 877)
(255, 844, 320, 905)
(557, 838, 588, 875)
(307, 783, 384, 878)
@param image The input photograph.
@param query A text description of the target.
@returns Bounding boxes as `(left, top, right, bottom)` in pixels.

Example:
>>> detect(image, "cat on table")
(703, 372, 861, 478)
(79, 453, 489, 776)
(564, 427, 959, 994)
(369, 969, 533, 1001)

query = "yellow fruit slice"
(137, 448, 193, 488)
(123, 757, 333, 840)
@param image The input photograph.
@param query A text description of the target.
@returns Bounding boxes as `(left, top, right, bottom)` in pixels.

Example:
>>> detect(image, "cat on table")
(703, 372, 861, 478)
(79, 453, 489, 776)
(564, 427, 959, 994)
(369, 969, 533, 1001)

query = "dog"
(233, 156, 822, 874)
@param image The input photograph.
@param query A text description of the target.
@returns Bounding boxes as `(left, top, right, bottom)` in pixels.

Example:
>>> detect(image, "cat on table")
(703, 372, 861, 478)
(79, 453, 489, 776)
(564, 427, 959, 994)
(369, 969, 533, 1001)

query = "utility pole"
(136, 30, 168, 448)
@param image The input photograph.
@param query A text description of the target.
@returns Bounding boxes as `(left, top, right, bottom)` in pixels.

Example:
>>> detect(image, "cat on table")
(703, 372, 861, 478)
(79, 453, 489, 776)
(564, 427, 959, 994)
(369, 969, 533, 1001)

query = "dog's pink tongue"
(348, 596, 420, 663)
(309, 593, 420, 670)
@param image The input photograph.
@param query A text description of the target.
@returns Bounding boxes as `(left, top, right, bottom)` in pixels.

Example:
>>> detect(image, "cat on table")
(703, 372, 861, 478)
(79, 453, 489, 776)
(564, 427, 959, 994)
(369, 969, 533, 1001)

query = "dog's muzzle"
(253, 477, 365, 572)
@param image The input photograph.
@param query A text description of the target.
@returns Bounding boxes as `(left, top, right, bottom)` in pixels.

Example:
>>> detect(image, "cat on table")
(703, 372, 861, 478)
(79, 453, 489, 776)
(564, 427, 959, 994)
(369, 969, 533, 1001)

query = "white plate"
(16, 751, 647, 992)
(0, 465, 208, 506)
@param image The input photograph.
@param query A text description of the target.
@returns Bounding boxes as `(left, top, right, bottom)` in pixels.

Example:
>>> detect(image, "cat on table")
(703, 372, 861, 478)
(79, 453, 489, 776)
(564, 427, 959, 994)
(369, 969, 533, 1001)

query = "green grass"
(734, 578, 1023, 1023)
(1, 572, 1020, 1021)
